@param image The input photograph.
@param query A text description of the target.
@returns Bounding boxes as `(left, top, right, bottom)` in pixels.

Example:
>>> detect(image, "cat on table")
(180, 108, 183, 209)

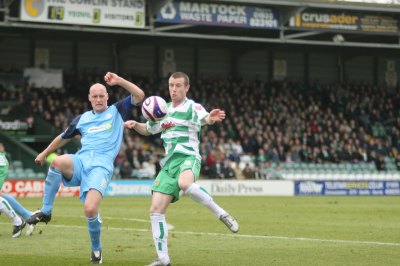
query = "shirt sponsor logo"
(161, 121, 175, 132)
(87, 122, 112, 133)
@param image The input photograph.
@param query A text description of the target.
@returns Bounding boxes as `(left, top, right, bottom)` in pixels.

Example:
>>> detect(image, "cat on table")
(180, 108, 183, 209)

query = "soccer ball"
(141, 96, 168, 121)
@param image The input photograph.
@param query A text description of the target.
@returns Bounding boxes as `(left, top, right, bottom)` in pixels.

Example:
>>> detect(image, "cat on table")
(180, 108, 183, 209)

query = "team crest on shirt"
(153, 180, 160, 187)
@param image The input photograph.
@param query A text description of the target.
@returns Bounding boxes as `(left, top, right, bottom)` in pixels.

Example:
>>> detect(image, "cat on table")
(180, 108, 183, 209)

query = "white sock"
(150, 213, 170, 265)
(0, 196, 23, 226)
(185, 183, 227, 218)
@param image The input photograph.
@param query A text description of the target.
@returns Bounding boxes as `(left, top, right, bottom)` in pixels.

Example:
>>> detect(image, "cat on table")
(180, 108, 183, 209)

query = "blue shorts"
(62, 152, 113, 202)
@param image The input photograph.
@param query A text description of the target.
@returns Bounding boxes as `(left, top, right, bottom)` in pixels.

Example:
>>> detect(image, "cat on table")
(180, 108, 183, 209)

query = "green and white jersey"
(146, 98, 209, 166)
(0, 152, 8, 167)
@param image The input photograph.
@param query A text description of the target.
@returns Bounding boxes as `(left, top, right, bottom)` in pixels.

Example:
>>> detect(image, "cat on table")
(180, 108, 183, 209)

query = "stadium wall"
(0, 37, 30, 70)
(345, 55, 374, 82)
(120, 44, 156, 75)
(1, 36, 399, 85)
(275, 51, 304, 81)
(198, 47, 230, 77)
(77, 41, 113, 72)
(378, 56, 400, 85)
(237, 49, 269, 80)
(309, 53, 338, 82)
(160, 46, 194, 77)
(35, 39, 74, 70)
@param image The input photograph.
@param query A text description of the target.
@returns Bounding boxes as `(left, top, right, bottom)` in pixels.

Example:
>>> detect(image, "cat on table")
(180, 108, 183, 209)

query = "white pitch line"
(4, 222, 398, 247)
(57, 215, 175, 230)
(58, 215, 148, 223)
(184, 232, 400, 247)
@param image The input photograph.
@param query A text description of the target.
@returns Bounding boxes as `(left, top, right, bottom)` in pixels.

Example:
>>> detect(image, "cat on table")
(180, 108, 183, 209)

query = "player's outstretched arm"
(35, 135, 70, 166)
(104, 72, 145, 104)
(124, 120, 150, 136)
(204, 109, 226, 125)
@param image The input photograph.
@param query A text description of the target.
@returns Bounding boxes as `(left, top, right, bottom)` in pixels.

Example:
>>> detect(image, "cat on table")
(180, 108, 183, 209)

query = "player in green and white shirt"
(147, 97, 208, 167)
(125, 72, 239, 266)
(0, 143, 27, 237)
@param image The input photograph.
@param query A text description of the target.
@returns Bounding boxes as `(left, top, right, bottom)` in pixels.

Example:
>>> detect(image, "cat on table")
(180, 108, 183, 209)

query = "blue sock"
(87, 214, 102, 251)
(41, 167, 62, 215)
(1, 194, 32, 219)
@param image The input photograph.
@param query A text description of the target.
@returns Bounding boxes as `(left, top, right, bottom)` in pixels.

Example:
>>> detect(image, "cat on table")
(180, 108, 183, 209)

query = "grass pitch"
(0, 196, 399, 266)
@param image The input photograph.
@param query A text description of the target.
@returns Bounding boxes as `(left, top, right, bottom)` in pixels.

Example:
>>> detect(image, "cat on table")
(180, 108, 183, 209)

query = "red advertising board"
(1, 180, 79, 197)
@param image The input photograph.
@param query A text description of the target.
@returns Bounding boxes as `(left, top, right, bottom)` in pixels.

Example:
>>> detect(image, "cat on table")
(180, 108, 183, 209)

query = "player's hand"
(124, 120, 137, 129)
(34, 152, 47, 166)
(209, 109, 226, 123)
(104, 72, 120, 86)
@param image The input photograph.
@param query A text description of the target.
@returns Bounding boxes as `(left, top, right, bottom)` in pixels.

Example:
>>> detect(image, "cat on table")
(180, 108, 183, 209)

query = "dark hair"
(170, 72, 190, 85)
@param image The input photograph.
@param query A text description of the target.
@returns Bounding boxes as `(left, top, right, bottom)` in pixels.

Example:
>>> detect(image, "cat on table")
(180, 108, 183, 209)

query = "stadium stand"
(1, 74, 399, 181)
(0, 0, 399, 182)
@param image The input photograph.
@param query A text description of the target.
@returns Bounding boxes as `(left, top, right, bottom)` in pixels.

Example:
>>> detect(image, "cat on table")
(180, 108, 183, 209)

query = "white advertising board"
(20, 0, 145, 28)
(24, 68, 63, 89)
(197, 180, 294, 196)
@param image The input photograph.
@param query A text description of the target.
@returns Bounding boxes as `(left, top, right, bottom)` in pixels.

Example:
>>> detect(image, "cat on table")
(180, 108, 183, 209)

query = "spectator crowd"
(1, 70, 400, 180)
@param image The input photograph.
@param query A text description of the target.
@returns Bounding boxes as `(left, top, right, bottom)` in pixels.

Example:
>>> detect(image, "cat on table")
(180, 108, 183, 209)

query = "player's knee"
(51, 156, 74, 178)
(51, 156, 66, 171)
(149, 205, 157, 213)
(149, 205, 164, 214)
(85, 209, 97, 217)
(179, 179, 194, 192)
(84, 203, 98, 217)
(178, 178, 190, 191)
(178, 170, 195, 191)
(179, 183, 190, 192)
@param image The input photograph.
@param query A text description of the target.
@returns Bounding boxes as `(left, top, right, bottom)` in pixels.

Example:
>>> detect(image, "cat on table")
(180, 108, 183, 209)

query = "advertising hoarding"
(2, 180, 80, 197)
(290, 11, 398, 33)
(20, 0, 145, 28)
(295, 181, 400, 196)
(157, 1, 279, 29)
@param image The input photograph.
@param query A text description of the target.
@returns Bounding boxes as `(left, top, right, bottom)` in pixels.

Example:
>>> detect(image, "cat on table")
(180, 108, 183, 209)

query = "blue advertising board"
(157, 1, 279, 29)
(295, 181, 400, 196)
